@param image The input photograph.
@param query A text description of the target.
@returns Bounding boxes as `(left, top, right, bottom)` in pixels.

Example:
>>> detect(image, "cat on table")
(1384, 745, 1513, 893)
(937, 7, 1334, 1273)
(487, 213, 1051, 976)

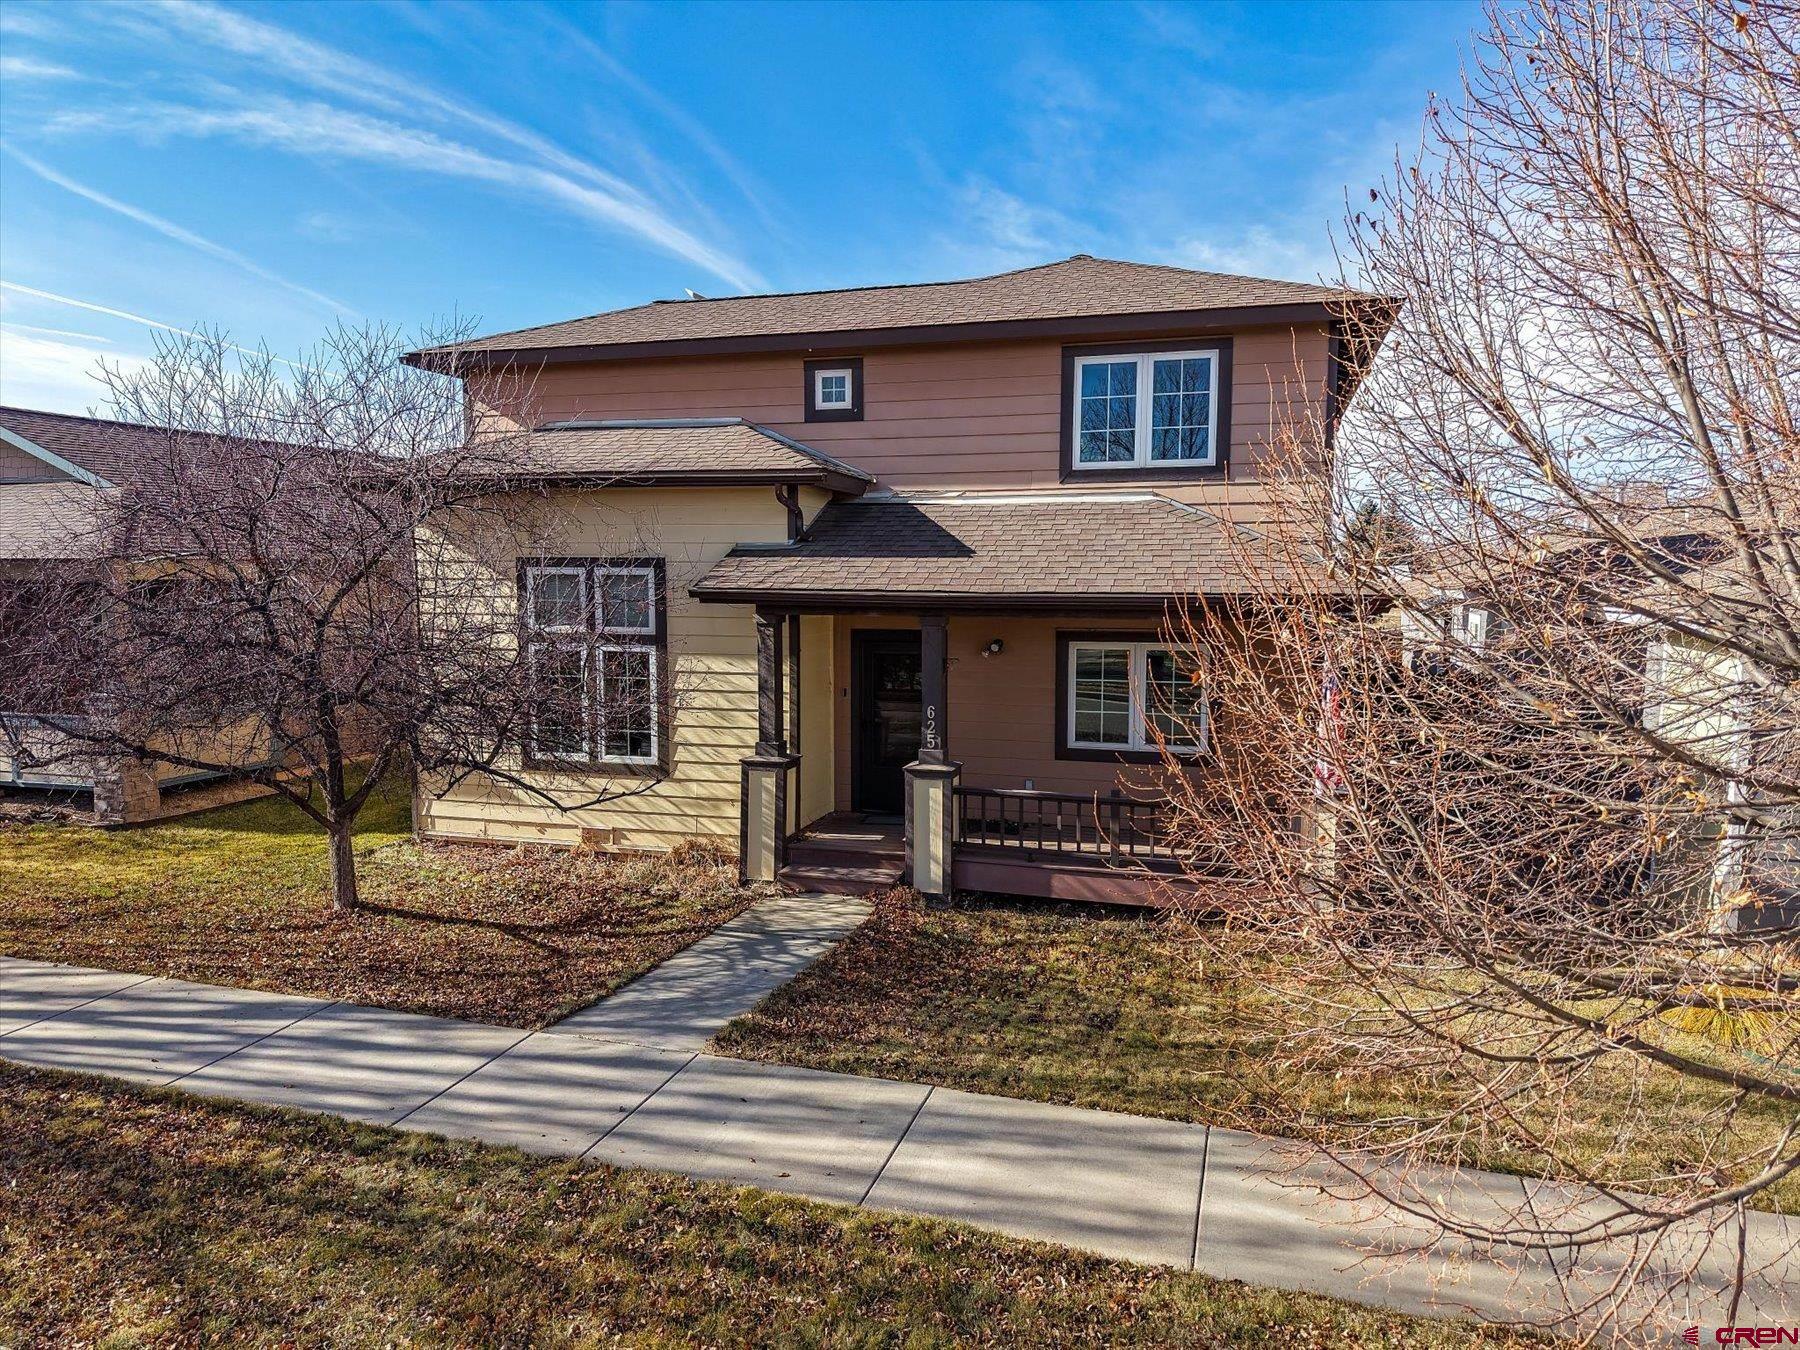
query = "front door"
(851, 630, 922, 816)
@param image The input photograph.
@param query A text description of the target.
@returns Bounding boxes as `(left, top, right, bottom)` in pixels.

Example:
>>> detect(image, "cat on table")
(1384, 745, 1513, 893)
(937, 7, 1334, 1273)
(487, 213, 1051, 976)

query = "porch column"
(905, 612, 960, 898)
(740, 608, 799, 885)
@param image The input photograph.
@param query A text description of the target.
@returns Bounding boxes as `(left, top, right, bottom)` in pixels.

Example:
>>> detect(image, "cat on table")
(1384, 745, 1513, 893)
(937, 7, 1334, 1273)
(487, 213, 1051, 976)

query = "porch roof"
(691, 490, 1298, 610)
(500, 419, 874, 494)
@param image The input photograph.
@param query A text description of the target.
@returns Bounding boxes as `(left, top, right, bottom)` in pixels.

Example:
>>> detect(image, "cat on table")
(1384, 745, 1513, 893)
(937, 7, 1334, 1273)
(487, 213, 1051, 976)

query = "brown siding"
(824, 613, 1238, 809)
(498, 325, 1330, 495)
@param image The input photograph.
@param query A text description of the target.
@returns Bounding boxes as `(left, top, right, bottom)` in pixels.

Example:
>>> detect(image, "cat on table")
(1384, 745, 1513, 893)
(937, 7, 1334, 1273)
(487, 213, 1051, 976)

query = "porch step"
(786, 840, 902, 872)
(778, 858, 905, 898)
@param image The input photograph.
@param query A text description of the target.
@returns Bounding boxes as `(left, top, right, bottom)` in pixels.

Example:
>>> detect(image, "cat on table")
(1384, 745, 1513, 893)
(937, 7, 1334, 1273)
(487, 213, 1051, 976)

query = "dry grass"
(715, 890, 1798, 1212)
(0, 783, 753, 1026)
(0, 1064, 1549, 1348)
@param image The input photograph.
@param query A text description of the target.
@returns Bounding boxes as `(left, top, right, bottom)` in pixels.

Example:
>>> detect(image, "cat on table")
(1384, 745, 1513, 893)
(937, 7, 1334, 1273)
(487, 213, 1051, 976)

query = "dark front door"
(851, 631, 922, 816)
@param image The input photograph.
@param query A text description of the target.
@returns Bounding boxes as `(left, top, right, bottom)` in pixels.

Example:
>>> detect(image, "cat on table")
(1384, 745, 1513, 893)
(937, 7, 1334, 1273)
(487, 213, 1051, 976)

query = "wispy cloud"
(3, 321, 114, 343)
(0, 9, 61, 39)
(958, 178, 1076, 259)
(111, 0, 764, 290)
(0, 55, 80, 79)
(0, 327, 148, 413)
(0, 281, 308, 370)
(1173, 226, 1343, 285)
(534, 8, 785, 239)
(2, 144, 354, 314)
(54, 93, 764, 291)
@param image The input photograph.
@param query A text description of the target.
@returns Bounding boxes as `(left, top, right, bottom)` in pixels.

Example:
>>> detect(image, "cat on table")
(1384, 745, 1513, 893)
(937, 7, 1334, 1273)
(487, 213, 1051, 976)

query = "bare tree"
(1165, 0, 1798, 1331)
(2, 324, 670, 910)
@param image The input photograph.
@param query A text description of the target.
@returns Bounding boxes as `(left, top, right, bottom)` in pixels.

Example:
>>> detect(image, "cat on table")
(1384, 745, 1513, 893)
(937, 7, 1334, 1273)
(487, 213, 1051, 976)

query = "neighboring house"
(401, 255, 1394, 902)
(0, 406, 278, 825)
(1402, 532, 1797, 930)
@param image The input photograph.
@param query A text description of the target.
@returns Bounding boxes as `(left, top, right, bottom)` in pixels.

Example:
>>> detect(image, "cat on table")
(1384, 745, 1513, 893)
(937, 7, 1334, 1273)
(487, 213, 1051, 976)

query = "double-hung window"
(523, 559, 663, 767)
(1072, 348, 1220, 469)
(1065, 639, 1207, 754)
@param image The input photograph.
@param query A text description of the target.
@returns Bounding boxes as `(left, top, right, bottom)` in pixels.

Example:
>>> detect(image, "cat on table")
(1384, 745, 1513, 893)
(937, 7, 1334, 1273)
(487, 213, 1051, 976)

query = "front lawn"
(714, 891, 1798, 1212)
(0, 784, 753, 1026)
(0, 1065, 1543, 1348)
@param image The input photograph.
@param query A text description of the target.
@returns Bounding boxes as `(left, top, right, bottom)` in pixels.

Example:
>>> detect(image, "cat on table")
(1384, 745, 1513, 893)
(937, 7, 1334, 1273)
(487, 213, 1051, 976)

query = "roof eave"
(405, 298, 1392, 373)
(474, 467, 870, 495)
(686, 586, 1242, 612)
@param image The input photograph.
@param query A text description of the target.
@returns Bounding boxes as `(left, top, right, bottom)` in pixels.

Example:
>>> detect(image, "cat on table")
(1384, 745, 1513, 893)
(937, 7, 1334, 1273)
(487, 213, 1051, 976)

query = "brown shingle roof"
(414, 255, 1379, 364)
(0, 406, 159, 487)
(692, 492, 1297, 607)
(510, 419, 872, 491)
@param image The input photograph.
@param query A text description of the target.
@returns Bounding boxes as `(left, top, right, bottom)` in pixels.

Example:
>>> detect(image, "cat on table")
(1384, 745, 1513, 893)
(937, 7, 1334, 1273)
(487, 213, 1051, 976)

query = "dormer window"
(804, 357, 863, 422)
(1061, 341, 1232, 479)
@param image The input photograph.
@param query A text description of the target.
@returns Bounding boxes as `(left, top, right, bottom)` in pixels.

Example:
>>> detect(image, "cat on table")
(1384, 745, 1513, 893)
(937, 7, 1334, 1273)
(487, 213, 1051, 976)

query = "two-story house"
(405, 255, 1393, 903)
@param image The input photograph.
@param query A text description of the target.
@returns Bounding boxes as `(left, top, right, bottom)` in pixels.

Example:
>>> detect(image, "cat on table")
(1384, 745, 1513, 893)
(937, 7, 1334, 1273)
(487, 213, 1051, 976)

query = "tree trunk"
(328, 822, 359, 912)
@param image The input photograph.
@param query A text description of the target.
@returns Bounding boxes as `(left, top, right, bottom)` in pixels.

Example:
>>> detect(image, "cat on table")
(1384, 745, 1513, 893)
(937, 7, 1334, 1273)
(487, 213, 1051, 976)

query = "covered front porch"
(691, 490, 1257, 905)
(730, 607, 1223, 906)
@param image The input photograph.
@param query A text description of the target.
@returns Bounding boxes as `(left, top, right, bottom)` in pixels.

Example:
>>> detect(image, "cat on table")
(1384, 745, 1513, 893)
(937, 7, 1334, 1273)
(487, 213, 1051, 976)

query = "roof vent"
(1068, 253, 1094, 260)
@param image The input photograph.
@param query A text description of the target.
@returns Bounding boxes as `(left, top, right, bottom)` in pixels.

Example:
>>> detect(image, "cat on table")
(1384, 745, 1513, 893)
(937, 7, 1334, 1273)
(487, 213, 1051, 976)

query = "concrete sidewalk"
(2, 951, 1793, 1338)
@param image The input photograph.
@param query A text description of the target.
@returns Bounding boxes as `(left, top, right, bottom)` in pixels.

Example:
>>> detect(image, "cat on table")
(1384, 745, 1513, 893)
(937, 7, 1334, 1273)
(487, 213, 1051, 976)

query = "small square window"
(804, 358, 863, 421)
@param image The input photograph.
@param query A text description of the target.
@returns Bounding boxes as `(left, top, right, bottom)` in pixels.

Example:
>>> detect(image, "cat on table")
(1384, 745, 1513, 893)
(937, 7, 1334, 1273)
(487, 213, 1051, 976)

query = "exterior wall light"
(982, 639, 1005, 658)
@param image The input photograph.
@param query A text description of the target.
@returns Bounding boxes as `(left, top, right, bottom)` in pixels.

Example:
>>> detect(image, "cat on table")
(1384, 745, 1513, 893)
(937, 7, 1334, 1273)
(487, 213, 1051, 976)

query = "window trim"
(524, 564, 589, 635)
(1070, 348, 1220, 471)
(1054, 630, 1208, 763)
(813, 368, 853, 409)
(518, 556, 668, 774)
(803, 356, 864, 422)
(526, 639, 592, 761)
(1059, 338, 1233, 483)
(593, 563, 658, 638)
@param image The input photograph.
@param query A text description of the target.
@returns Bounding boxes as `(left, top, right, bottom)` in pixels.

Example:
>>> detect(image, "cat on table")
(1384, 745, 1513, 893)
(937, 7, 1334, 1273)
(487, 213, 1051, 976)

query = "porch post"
(905, 612, 959, 898)
(741, 607, 799, 885)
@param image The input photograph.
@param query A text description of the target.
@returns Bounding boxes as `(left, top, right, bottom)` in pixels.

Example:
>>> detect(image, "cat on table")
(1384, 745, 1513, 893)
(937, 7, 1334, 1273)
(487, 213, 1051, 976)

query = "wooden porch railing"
(953, 786, 1182, 868)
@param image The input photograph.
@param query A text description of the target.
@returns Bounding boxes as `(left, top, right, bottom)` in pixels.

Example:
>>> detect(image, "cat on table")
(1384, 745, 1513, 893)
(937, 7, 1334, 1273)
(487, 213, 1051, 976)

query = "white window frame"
(524, 565, 589, 635)
(1066, 640, 1207, 753)
(594, 564, 658, 638)
(812, 366, 855, 411)
(1070, 348, 1220, 470)
(594, 641, 661, 766)
(526, 640, 592, 760)
(521, 560, 663, 767)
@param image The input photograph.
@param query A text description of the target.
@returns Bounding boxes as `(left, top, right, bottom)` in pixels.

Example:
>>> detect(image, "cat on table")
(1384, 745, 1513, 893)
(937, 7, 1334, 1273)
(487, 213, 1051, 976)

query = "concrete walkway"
(550, 892, 871, 1050)
(2, 951, 1793, 1339)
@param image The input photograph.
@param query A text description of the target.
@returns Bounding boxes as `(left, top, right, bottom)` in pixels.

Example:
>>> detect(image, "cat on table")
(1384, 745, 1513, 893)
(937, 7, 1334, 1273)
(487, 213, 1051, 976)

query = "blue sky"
(0, 0, 1477, 413)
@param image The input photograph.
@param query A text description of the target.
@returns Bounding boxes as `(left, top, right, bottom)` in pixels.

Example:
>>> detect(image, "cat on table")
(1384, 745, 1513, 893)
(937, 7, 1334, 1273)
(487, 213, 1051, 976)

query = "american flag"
(1314, 667, 1346, 797)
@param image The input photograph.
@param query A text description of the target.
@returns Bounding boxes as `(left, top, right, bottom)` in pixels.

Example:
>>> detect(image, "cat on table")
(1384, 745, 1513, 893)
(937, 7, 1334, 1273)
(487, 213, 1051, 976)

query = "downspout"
(775, 484, 803, 542)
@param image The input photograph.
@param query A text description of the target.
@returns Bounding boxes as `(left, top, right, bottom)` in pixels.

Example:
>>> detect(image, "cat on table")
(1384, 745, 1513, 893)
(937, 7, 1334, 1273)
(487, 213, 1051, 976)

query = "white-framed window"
(1072, 348, 1220, 469)
(522, 559, 663, 766)
(1066, 640, 1208, 752)
(594, 564, 657, 636)
(813, 367, 854, 410)
(525, 565, 588, 634)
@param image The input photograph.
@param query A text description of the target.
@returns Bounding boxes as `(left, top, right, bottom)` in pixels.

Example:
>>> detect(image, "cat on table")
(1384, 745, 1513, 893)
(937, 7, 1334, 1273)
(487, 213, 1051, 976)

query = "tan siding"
(0, 441, 68, 482)
(795, 613, 835, 827)
(418, 485, 786, 851)
(508, 325, 1331, 494)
